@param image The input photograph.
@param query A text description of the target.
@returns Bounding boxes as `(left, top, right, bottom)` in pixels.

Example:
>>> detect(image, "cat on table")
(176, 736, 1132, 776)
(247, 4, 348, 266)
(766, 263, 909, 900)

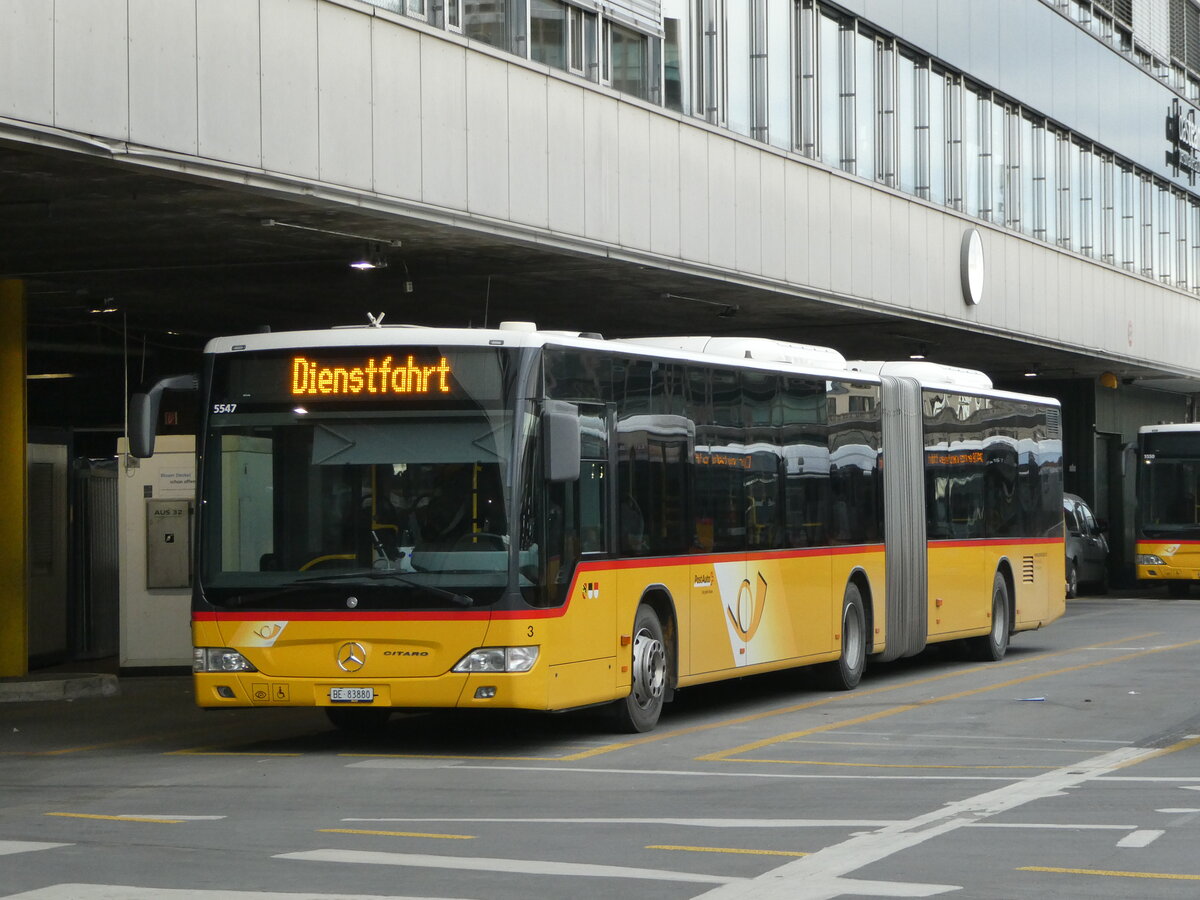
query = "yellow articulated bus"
(129, 322, 1065, 733)
(1136, 423, 1200, 595)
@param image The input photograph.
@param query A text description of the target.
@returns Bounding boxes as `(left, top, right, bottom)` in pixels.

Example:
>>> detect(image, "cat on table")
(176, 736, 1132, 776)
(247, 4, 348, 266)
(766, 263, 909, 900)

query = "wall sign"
(1167, 99, 1199, 186)
(960, 228, 984, 307)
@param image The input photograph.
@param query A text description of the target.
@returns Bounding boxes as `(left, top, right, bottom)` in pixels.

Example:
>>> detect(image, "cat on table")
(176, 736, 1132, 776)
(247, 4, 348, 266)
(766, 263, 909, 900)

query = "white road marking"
(0, 887, 467, 900)
(446, 764, 1019, 782)
(694, 745, 1155, 900)
(343, 816, 1137, 833)
(1156, 808, 1200, 813)
(1117, 829, 1164, 848)
(276, 848, 742, 884)
(438, 763, 1200, 785)
(0, 841, 71, 856)
(343, 817, 893, 828)
(967, 822, 1134, 831)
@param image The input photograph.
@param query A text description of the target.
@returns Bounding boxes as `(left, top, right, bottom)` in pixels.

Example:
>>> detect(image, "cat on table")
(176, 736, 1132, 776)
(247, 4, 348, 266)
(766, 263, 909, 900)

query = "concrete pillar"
(0, 279, 27, 677)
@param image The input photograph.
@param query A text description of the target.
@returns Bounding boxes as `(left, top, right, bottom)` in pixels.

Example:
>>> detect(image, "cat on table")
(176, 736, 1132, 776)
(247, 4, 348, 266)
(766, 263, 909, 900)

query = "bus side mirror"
(543, 400, 580, 482)
(128, 373, 200, 458)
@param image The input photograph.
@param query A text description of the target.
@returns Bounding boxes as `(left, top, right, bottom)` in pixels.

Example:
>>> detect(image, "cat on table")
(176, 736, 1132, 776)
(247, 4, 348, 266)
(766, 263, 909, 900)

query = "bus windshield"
(1138, 456, 1200, 539)
(198, 346, 529, 611)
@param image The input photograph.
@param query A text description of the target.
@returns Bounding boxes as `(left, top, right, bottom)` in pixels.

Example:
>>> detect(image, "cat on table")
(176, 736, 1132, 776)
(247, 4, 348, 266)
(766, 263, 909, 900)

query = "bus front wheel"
(819, 582, 866, 691)
(969, 572, 1010, 662)
(612, 604, 666, 733)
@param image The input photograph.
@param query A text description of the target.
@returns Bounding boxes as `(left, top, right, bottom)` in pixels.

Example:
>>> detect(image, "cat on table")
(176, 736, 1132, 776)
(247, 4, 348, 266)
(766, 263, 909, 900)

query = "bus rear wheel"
(819, 582, 866, 691)
(612, 604, 666, 733)
(969, 572, 1010, 661)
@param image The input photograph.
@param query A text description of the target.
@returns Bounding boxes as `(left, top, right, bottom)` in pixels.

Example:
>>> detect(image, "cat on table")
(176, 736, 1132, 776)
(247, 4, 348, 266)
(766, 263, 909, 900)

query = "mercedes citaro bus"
(129, 321, 1065, 732)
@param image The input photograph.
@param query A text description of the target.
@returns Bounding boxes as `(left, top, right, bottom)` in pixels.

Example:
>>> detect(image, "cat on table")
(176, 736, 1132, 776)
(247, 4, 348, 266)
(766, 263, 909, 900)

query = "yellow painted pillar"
(0, 279, 27, 677)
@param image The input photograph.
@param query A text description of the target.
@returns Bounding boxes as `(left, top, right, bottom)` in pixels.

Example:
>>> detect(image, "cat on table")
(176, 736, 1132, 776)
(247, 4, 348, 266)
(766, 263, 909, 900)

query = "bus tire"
(969, 572, 1010, 662)
(819, 582, 866, 691)
(612, 604, 667, 733)
(325, 706, 392, 733)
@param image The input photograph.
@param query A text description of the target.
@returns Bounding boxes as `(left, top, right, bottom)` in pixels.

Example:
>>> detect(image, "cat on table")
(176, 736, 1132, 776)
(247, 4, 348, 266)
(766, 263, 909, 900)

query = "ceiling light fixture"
(261, 219, 401, 270)
(89, 297, 118, 314)
(909, 344, 927, 360)
(350, 242, 390, 271)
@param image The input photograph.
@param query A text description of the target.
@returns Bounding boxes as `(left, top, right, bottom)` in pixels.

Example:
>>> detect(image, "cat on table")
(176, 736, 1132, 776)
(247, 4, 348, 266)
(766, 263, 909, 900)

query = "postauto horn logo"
(726, 573, 768, 643)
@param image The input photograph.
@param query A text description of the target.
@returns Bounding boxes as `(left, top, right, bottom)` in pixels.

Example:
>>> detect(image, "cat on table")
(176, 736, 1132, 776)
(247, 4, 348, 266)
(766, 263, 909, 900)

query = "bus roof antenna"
(367, 311, 386, 328)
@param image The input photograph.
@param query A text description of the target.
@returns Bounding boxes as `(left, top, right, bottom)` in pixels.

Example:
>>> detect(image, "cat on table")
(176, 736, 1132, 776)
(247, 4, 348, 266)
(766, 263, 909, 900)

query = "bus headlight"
(193, 647, 258, 673)
(1136, 554, 1166, 566)
(452, 646, 540, 673)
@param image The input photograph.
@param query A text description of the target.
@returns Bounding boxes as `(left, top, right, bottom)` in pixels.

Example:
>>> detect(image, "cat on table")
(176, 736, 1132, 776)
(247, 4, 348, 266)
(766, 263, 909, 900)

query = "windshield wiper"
(296, 569, 474, 608)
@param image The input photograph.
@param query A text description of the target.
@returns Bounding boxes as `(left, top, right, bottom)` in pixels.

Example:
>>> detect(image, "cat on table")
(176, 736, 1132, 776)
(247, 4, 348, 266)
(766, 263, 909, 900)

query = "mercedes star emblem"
(336, 641, 367, 673)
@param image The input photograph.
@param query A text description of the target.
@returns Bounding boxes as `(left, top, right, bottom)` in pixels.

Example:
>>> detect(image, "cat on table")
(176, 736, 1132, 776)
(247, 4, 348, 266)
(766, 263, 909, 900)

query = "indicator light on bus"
(474, 687, 497, 699)
(452, 646, 539, 673)
(193, 647, 258, 673)
(1136, 554, 1166, 566)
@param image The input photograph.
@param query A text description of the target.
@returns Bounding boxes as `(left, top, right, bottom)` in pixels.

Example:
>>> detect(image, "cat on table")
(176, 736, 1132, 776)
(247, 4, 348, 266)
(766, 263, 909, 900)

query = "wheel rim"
(1068, 564, 1077, 595)
(991, 591, 1006, 645)
(843, 604, 863, 672)
(630, 627, 665, 710)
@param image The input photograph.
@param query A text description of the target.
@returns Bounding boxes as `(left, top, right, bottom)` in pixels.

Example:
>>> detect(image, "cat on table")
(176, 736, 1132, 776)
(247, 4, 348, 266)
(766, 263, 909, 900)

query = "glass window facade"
(365, 0, 1200, 295)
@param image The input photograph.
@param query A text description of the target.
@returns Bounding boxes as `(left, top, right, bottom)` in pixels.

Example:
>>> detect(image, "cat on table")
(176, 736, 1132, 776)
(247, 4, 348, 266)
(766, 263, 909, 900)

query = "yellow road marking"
(1020, 865, 1200, 881)
(167, 748, 302, 757)
(335, 633, 1165, 764)
(319, 828, 474, 840)
(1113, 733, 1200, 769)
(46, 812, 185, 824)
(699, 636, 1200, 763)
(339, 753, 559, 762)
(647, 844, 808, 858)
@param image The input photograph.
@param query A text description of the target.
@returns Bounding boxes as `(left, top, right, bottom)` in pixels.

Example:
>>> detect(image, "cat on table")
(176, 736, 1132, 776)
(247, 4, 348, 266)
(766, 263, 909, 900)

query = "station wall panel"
(648, 116, 681, 259)
(197, 0, 262, 166)
(465, 51, 511, 221)
(370, 16, 423, 201)
(129, 0, 198, 156)
(734, 143, 762, 276)
(53, 0, 128, 139)
(0, 0, 52, 122)
(317, 2, 374, 191)
(617, 104, 652, 253)
(509, 66, 550, 231)
(260, 0, 320, 179)
(546, 79, 586, 237)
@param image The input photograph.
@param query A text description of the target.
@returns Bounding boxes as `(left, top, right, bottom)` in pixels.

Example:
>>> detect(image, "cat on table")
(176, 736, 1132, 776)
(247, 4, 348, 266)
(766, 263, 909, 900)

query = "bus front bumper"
(193, 669, 554, 711)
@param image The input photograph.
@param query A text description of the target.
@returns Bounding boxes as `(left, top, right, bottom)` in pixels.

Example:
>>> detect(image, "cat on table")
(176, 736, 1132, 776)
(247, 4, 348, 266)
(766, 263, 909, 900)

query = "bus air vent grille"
(1022, 556, 1036, 584)
(1045, 408, 1062, 438)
